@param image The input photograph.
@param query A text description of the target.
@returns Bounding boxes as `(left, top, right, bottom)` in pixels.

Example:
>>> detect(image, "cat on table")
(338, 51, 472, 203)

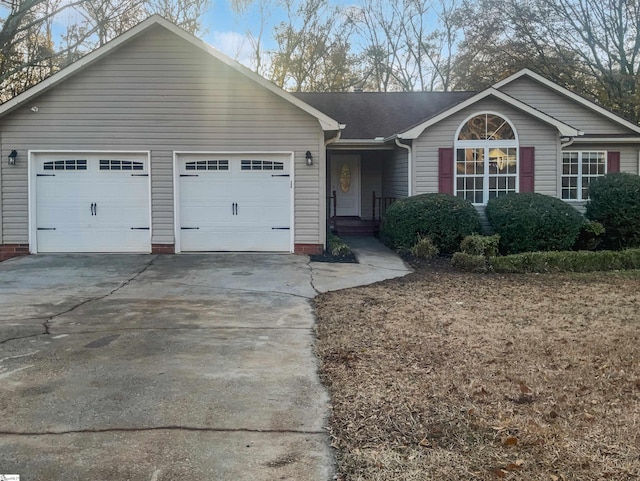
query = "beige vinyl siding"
(383, 146, 408, 198)
(414, 98, 559, 197)
(499, 77, 634, 135)
(0, 148, 28, 244)
(0, 25, 325, 246)
(360, 153, 383, 219)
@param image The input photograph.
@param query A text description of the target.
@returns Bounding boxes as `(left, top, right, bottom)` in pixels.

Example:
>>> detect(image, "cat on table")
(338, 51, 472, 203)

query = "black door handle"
(90, 203, 95, 216)
(94, 203, 97, 216)
(236, 203, 239, 215)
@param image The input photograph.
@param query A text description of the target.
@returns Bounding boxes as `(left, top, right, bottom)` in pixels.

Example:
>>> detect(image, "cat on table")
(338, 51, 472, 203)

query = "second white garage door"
(177, 153, 293, 252)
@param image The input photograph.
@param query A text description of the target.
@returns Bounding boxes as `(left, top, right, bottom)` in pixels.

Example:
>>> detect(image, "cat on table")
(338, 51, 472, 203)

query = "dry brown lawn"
(314, 262, 640, 480)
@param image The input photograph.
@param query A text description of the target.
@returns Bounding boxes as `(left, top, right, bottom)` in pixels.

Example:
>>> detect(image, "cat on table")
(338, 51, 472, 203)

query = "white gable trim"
(494, 69, 640, 135)
(0, 15, 341, 132)
(395, 88, 581, 140)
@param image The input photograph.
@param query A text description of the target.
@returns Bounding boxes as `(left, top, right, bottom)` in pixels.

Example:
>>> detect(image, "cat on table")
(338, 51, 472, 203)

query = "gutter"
(395, 138, 413, 196)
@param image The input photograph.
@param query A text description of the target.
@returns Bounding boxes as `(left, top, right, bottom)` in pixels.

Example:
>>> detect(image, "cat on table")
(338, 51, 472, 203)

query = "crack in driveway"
(306, 259, 321, 296)
(0, 256, 157, 346)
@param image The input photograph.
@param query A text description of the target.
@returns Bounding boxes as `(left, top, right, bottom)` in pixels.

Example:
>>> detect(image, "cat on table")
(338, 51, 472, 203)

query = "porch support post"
(372, 191, 376, 220)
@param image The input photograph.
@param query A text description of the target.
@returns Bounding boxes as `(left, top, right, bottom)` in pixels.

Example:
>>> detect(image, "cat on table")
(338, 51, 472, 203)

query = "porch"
(326, 150, 399, 236)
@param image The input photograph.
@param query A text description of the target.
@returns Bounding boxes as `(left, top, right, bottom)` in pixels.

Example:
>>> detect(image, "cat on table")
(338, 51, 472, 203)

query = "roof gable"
(0, 15, 341, 131)
(396, 88, 580, 140)
(494, 69, 640, 135)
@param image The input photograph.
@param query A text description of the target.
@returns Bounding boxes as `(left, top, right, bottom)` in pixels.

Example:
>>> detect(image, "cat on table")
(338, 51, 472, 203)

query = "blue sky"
(202, 0, 269, 66)
(202, 0, 356, 68)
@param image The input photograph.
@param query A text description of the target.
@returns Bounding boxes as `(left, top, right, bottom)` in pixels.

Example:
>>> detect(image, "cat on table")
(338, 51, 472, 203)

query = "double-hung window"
(561, 151, 606, 201)
(455, 113, 519, 205)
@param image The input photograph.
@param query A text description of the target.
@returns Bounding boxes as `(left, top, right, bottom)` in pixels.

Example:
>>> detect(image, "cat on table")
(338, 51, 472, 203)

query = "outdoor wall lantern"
(305, 151, 313, 166)
(7, 150, 17, 166)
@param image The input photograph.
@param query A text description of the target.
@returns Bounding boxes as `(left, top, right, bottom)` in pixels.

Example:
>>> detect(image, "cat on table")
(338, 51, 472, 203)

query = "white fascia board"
(0, 15, 343, 132)
(331, 138, 388, 145)
(397, 88, 580, 139)
(571, 136, 640, 144)
(493, 68, 640, 135)
(328, 139, 395, 150)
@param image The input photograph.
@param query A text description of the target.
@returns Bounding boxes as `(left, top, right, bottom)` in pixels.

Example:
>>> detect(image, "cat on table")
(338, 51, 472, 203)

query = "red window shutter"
(607, 151, 620, 172)
(519, 147, 535, 192)
(438, 147, 454, 195)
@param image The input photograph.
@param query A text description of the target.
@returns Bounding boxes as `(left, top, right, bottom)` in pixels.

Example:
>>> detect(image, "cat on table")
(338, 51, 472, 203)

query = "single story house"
(1, 16, 639, 260)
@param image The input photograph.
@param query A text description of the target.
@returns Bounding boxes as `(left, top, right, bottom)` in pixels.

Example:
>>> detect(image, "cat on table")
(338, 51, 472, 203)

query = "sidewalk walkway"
(310, 237, 413, 293)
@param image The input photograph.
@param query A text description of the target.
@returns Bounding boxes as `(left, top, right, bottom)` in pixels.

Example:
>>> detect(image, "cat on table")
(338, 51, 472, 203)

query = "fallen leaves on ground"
(314, 265, 640, 481)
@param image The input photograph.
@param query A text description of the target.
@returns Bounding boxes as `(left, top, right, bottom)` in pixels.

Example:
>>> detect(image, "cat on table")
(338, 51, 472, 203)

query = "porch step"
(331, 218, 380, 237)
(337, 226, 378, 236)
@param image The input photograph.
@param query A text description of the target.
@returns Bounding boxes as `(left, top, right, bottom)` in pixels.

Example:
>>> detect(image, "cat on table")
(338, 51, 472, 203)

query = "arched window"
(455, 113, 518, 204)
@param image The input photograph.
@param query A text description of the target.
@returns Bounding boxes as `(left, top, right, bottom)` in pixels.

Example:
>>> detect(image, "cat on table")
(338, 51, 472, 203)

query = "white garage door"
(177, 154, 292, 252)
(34, 153, 151, 253)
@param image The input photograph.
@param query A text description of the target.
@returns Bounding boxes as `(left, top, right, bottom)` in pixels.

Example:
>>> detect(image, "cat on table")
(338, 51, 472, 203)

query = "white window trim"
(561, 151, 607, 202)
(454, 112, 519, 205)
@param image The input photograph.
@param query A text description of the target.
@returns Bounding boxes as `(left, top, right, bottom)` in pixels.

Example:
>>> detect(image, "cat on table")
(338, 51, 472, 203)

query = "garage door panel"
(34, 153, 150, 253)
(178, 155, 292, 252)
(183, 227, 289, 252)
(37, 229, 149, 253)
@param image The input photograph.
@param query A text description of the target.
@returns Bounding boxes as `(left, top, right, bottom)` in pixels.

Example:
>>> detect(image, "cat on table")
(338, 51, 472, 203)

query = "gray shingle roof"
(292, 91, 477, 139)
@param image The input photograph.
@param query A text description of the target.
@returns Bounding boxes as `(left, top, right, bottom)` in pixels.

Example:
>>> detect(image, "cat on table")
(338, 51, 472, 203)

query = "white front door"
(177, 154, 293, 252)
(331, 155, 361, 217)
(34, 153, 151, 253)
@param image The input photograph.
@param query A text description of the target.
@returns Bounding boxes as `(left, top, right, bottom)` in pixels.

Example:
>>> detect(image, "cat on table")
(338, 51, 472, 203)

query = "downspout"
(395, 138, 413, 196)
(560, 136, 575, 148)
(325, 130, 342, 146)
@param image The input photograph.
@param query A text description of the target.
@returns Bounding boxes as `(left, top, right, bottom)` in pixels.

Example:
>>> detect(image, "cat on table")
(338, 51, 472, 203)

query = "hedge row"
(452, 249, 640, 273)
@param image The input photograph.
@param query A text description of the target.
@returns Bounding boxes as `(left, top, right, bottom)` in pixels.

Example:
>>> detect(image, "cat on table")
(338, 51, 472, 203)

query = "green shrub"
(486, 193, 585, 254)
(586, 173, 640, 250)
(574, 221, 606, 251)
(410, 235, 439, 259)
(488, 249, 640, 273)
(451, 252, 489, 272)
(327, 232, 352, 256)
(459, 234, 500, 257)
(380, 193, 481, 254)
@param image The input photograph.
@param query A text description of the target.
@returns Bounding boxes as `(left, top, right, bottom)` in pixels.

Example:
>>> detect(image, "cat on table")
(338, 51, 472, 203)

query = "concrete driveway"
(0, 244, 410, 480)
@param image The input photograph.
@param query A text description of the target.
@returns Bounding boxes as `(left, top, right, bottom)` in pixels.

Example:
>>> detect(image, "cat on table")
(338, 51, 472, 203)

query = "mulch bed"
(309, 251, 358, 263)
